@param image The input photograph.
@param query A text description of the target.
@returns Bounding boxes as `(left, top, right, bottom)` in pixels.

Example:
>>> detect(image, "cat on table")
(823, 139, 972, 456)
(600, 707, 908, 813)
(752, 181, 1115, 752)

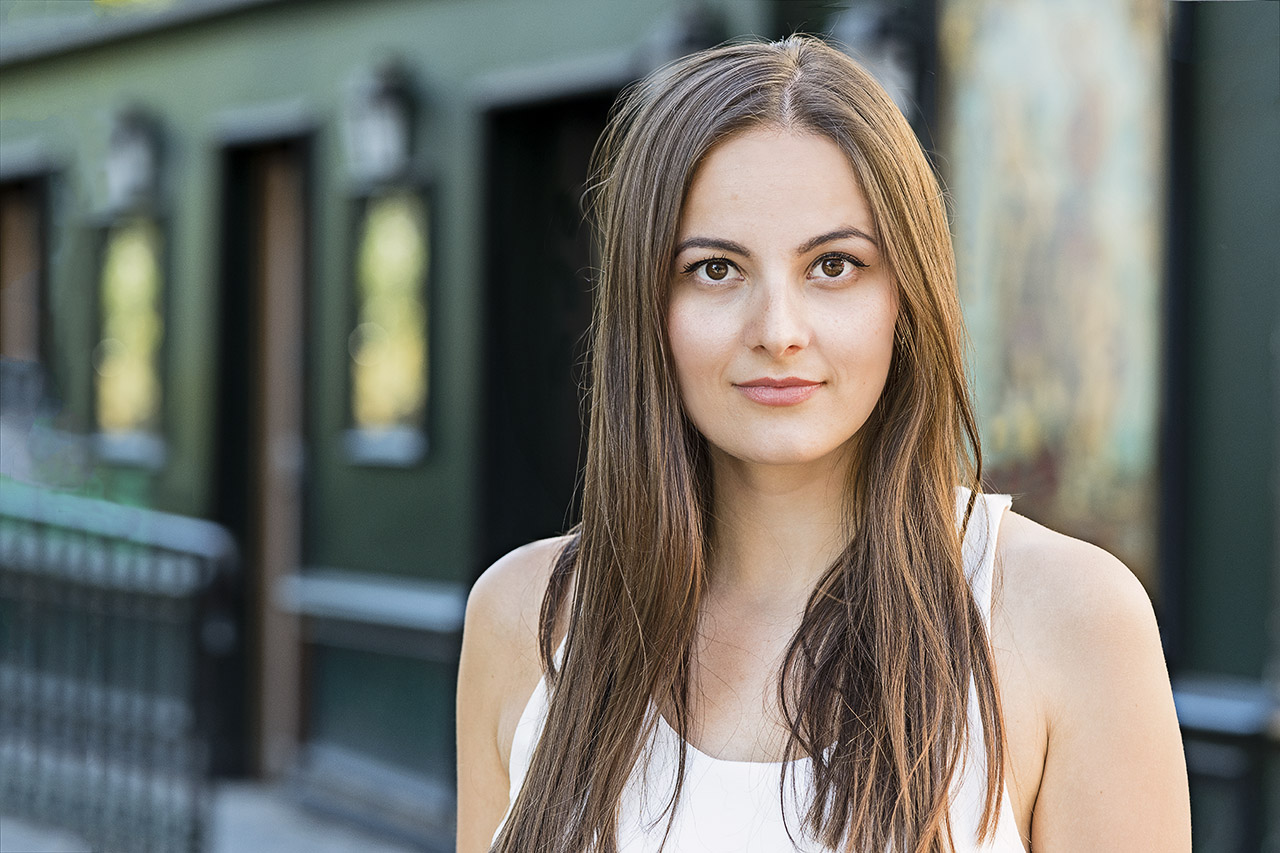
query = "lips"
(734, 377, 823, 406)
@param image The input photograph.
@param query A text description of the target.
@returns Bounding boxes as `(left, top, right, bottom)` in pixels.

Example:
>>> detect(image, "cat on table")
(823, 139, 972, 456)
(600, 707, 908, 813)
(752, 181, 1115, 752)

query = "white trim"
(0, 0, 289, 68)
(93, 430, 168, 471)
(0, 139, 55, 181)
(276, 569, 465, 636)
(342, 427, 427, 467)
(213, 97, 316, 145)
(1173, 675, 1279, 738)
(0, 479, 236, 565)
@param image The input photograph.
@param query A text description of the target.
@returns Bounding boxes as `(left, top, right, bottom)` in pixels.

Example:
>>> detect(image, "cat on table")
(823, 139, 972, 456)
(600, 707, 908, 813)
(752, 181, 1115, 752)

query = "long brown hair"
(492, 35, 1001, 853)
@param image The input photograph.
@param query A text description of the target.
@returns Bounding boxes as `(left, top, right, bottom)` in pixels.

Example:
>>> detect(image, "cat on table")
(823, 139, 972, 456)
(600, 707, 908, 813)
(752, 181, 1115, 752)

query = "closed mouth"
(733, 378, 824, 407)
(734, 377, 822, 388)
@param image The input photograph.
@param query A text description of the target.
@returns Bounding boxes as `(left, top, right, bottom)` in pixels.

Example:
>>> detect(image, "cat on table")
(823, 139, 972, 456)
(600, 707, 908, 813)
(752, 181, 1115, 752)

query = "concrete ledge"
(277, 569, 465, 660)
(1173, 674, 1280, 739)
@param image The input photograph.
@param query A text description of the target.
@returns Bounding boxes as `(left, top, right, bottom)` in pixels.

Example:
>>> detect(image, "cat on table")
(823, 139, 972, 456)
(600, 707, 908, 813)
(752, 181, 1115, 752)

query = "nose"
(747, 278, 811, 359)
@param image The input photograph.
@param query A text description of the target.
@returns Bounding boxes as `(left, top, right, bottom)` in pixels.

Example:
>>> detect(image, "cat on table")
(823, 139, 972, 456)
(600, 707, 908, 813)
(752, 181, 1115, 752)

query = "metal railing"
(0, 479, 238, 853)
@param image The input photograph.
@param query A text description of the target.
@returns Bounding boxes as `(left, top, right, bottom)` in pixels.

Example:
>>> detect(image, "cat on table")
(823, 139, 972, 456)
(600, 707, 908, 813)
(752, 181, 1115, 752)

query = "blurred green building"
(0, 0, 1275, 850)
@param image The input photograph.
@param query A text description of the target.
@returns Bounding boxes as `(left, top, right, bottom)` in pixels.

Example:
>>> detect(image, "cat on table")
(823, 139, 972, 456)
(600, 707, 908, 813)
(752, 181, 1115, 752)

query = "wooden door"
(0, 180, 43, 363)
(215, 142, 308, 777)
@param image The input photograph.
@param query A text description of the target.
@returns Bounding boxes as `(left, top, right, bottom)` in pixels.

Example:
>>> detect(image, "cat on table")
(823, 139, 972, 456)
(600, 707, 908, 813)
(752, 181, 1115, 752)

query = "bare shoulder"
(465, 535, 574, 654)
(456, 535, 575, 853)
(993, 507, 1167, 681)
(460, 537, 576, 737)
(462, 535, 576, 728)
(993, 510, 1190, 850)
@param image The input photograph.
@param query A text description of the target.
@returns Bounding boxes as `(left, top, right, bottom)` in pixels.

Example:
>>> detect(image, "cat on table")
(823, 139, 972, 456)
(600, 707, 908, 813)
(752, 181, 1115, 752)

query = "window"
(93, 216, 165, 466)
(345, 189, 429, 465)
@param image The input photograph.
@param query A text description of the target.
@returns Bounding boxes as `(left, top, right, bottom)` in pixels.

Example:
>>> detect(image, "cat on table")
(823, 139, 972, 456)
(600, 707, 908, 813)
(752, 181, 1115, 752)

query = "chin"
(714, 436, 855, 468)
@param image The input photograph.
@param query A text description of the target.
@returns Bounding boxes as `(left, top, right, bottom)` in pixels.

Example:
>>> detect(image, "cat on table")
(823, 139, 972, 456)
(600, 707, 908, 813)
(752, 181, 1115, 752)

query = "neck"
(705, 443, 854, 608)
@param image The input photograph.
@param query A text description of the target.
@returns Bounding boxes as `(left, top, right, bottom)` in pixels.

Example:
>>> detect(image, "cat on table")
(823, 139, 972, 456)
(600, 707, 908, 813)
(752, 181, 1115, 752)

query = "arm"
(1022, 536, 1191, 851)
(456, 566, 517, 853)
(456, 538, 568, 853)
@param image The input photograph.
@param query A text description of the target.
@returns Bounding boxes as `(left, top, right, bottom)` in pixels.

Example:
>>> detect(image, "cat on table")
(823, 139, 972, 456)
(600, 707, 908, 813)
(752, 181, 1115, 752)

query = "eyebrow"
(673, 237, 751, 257)
(673, 226, 878, 259)
(796, 227, 878, 253)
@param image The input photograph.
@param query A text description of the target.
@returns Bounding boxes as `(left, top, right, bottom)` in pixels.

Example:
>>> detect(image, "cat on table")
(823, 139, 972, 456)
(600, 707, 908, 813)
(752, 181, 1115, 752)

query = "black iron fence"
(0, 479, 238, 853)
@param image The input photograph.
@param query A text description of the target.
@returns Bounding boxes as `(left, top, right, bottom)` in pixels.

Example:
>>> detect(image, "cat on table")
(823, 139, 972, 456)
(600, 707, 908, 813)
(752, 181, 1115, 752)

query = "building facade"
(1, 0, 1275, 850)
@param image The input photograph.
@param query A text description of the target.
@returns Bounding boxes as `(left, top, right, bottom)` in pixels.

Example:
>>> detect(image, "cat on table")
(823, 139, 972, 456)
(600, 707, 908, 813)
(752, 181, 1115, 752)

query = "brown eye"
(820, 257, 846, 277)
(705, 260, 729, 281)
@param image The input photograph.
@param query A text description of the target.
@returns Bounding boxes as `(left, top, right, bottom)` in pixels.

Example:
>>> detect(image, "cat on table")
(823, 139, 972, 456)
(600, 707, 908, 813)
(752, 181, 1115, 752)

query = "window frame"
(341, 180, 433, 468)
(89, 210, 171, 470)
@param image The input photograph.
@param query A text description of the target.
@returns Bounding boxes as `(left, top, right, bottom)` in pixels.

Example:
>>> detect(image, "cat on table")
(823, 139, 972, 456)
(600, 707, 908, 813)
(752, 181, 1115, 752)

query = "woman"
(457, 36, 1189, 853)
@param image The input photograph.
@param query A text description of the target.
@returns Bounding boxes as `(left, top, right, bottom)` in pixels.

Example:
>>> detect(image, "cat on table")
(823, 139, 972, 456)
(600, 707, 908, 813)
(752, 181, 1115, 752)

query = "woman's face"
(667, 128, 898, 469)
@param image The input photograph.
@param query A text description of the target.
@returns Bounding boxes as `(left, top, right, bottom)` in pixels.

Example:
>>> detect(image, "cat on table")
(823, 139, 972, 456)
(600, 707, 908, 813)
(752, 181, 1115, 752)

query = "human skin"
(455, 127, 1191, 852)
(666, 128, 897, 473)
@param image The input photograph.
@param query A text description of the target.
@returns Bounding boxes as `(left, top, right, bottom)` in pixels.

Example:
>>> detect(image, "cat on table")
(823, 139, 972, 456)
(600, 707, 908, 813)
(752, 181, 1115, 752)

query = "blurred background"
(0, 0, 1274, 851)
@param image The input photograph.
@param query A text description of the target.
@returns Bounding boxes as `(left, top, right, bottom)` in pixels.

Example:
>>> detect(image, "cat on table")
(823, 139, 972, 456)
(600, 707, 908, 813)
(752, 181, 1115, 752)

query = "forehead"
(678, 128, 873, 241)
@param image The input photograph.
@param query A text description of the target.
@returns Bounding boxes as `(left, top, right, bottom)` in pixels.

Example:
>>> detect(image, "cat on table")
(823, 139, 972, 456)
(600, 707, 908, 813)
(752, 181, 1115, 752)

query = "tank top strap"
(503, 634, 569, 816)
(956, 487, 1013, 625)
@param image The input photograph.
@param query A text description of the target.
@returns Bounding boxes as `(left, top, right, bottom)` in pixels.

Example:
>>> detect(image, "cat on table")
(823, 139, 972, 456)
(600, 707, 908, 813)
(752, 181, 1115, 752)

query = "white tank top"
(499, 490, 1026, 852)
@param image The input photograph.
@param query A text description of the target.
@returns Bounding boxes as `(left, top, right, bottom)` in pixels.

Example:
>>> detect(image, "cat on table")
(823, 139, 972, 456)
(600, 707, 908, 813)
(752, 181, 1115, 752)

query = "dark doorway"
(213, 140, 310, 777)
(0, 178, 47, 367)
(480, 92, 615, 571)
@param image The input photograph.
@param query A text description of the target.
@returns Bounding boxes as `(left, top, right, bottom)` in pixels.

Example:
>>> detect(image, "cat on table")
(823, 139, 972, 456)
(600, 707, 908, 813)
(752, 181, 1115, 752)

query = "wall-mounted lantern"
(343, 63, 414, 187)
(105, 108, 159, 213)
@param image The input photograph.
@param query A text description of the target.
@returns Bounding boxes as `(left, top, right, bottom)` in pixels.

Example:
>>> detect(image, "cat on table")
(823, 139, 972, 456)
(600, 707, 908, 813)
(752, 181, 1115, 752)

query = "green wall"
(1179, 0, 1280, 680)
(0, 0, 773, 794)
(0, 0, 769, 585)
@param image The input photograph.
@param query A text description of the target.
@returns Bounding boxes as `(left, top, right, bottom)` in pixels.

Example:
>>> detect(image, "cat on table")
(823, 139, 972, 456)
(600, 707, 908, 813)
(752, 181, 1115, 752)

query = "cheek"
(826, 290, 898, 400)
(830, 287, 897, 352)
(666, 295, 725, 388)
